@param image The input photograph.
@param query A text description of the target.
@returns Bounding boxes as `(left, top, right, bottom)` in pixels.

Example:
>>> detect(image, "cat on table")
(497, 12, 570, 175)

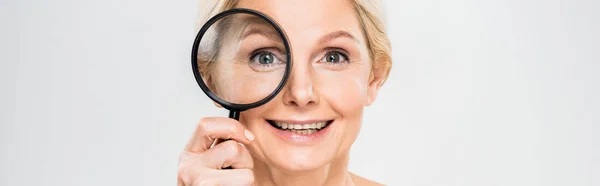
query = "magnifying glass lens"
(196, 12, 288, 105)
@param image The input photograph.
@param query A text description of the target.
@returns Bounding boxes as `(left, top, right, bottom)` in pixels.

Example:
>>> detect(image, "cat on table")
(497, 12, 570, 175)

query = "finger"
(203, 140, 254, 169)
(178, 151, 206, 185)
(213, 169, 255, 186)
(185, 117, 255, 153)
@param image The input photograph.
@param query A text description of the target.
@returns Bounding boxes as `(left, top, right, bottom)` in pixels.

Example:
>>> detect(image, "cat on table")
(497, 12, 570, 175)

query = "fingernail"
(245, 129, 255, 141)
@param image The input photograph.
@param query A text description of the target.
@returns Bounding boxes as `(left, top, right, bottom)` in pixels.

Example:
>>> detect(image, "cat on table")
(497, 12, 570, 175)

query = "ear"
(365, 66, 387, 106)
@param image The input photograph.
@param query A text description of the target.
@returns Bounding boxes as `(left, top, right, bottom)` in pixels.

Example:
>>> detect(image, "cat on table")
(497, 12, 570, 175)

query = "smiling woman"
(178, 0, 392, 185)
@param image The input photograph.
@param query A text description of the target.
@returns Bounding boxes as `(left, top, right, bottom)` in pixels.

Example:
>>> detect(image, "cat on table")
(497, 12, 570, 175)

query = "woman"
(178, 0, 392, 185)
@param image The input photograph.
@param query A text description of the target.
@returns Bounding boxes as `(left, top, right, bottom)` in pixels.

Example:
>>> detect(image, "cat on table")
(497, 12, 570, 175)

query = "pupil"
(328, 54, 339, 62)
(259, 54, 273, 64)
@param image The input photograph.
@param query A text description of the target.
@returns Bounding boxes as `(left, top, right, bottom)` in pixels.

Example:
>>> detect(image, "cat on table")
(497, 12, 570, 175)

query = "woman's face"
(216, 0, 382, 171)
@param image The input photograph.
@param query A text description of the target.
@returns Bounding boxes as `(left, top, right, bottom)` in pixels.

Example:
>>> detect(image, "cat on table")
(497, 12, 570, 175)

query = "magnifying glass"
(192, 8, 291, 121)
(191, 8, 292, 153)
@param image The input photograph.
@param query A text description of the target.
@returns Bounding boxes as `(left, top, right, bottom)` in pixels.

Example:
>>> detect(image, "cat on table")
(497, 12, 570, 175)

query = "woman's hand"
(177, 117, 256, 186)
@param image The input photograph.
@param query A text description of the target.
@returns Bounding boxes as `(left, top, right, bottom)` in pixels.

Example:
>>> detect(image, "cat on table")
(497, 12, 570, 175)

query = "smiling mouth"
(266, 120, 334, 135)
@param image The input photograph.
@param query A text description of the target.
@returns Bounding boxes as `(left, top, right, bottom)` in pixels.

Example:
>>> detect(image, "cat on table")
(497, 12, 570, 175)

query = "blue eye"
(248, 49, 285, 72)
(250, 51, 280, 65)
(257, 53, 274, 64)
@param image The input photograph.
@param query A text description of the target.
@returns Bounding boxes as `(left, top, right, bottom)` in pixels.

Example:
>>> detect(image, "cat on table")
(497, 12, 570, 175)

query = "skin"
(178, 0, 387, 185)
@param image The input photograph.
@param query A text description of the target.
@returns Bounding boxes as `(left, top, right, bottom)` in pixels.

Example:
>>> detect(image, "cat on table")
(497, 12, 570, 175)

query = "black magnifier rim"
(191, 8, 292, 112)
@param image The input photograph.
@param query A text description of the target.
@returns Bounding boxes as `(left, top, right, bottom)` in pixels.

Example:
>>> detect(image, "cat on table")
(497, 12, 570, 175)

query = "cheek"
(316, 67, 370, 113)
(212, 65, 282, 104)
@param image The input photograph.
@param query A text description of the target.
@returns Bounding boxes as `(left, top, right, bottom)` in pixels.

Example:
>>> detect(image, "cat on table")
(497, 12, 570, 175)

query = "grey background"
(1, 0, 599, 185)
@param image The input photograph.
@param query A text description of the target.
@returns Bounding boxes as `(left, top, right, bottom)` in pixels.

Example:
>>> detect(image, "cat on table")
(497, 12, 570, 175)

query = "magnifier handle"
(221, 110, 241, 169)
(228, 111, 240, 120)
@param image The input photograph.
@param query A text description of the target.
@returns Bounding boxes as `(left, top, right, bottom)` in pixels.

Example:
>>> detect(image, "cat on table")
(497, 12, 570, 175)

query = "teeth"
(274, 121, 328, 130)
(281, 129, 319, 135)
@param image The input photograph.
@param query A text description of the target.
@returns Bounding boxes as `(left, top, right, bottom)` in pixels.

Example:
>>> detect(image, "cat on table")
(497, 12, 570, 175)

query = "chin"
(269, 145, 335, 171)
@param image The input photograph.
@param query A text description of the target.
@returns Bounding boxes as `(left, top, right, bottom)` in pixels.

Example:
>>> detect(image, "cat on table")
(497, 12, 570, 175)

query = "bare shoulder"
(350, 173, 385, 186)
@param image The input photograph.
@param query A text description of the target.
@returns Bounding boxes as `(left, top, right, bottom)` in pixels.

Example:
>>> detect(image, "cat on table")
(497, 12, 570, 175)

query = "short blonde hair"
(196, 0, 392, 85)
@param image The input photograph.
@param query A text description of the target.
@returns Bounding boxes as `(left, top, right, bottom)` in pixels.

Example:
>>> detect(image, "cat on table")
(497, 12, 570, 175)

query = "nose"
(282, 61, 319, 108)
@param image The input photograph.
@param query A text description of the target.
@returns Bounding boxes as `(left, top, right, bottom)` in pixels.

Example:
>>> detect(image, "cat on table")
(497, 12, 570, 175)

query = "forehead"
(235, 0, 365, 45)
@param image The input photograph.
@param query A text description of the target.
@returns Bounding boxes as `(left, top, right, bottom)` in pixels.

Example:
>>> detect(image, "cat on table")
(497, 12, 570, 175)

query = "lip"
(265, 119, 334, 144)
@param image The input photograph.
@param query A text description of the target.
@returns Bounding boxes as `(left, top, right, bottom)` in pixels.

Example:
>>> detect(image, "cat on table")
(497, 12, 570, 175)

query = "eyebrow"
(318, 31, 360, 45)
(240, 28, 283, 42)
(236, 16, 283, 42)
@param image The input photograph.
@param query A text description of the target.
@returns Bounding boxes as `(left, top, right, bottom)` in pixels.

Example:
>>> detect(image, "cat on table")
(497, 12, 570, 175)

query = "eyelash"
(250, 48, 276, 58)
(249, 50, 270, 62)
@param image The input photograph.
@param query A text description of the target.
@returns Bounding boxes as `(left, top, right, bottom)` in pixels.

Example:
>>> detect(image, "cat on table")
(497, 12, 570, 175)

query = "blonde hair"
(196, 0, 392, 85)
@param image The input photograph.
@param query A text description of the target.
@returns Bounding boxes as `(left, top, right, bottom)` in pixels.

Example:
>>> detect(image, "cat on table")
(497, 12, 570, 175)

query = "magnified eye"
(250, 51, 280, 65)
(257, 53, 274, 64)
(321, 51, 348, 63)
(248, 49, 284, 72)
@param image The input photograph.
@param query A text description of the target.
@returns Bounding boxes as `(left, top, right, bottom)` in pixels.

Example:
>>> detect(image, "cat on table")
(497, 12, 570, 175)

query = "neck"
(253, 152, 355, 186)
